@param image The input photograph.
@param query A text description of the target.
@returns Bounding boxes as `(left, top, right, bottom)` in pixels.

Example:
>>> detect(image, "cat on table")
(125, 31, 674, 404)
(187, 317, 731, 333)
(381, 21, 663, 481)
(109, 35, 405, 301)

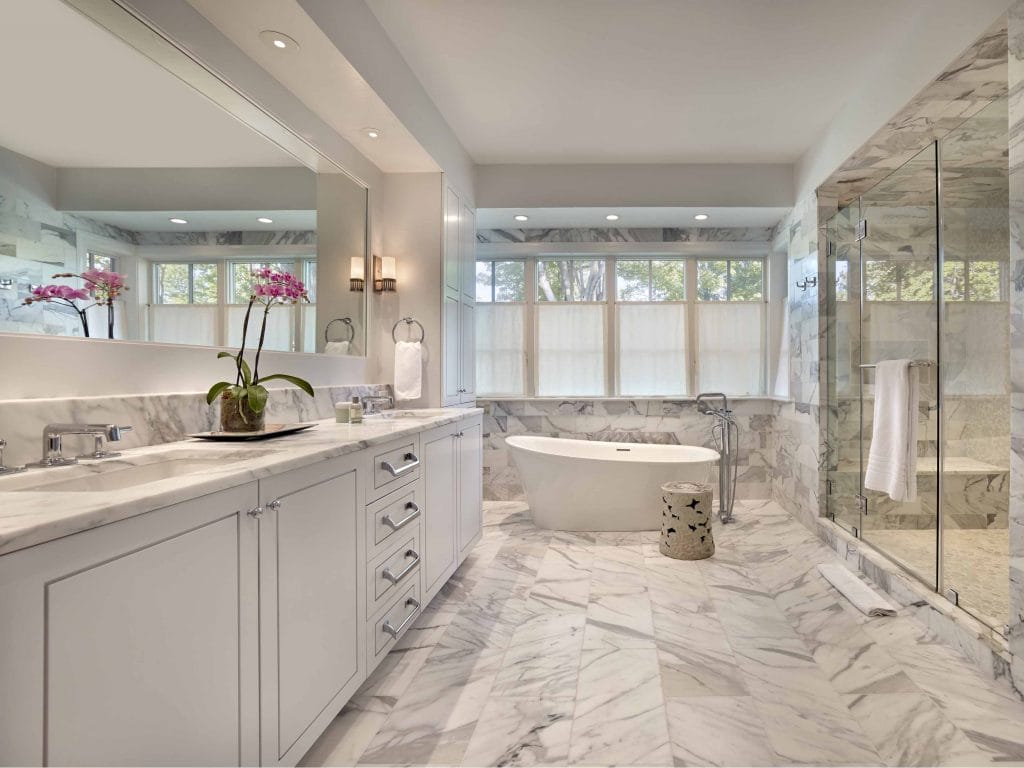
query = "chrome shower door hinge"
(855, 219, 868, 241)
(945, 587, 959, 606)
(826, 478, 834, 496)
(856, 494, 868, 515)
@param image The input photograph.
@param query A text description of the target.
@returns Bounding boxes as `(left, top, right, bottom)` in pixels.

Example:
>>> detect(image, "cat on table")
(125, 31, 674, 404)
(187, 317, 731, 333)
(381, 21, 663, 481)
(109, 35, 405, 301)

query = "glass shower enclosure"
(824, 97, 1010, 632)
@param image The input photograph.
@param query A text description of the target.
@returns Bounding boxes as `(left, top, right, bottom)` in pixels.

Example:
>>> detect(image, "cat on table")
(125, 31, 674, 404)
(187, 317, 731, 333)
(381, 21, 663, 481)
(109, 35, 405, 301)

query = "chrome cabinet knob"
(247, 507, 263, 518)
(267, 499, 282, 511)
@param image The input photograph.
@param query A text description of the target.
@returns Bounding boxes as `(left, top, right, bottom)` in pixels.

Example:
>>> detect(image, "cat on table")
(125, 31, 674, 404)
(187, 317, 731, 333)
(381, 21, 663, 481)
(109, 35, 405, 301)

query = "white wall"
(475, 163, 794, 209)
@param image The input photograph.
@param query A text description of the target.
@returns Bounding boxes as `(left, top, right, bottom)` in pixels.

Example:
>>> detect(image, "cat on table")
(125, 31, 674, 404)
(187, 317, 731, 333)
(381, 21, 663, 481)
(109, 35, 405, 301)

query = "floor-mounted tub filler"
(506, 435, 718, 531)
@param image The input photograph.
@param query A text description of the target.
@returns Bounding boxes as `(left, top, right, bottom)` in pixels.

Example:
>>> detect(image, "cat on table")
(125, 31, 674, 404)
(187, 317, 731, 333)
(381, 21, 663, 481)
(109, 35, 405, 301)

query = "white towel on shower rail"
(394, 340, 423, 401)
(863, 359, 919, 503)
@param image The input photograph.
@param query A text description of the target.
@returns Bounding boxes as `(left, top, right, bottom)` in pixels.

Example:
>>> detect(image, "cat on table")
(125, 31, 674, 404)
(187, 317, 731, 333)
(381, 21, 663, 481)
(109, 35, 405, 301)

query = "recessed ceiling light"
(694, 213, 709, 221)
(605, 214, 619, 221)
(514, 214, 529, 222)
(169, 217, 188, 225)
(257, 217, 274, 224)
(259, 30, 299, 51)
(364, 128, 381, 139)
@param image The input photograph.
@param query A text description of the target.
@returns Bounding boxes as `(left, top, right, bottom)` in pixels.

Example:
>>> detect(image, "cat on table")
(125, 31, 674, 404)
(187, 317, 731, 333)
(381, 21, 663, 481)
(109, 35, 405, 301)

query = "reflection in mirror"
(0, 0, 367, 355)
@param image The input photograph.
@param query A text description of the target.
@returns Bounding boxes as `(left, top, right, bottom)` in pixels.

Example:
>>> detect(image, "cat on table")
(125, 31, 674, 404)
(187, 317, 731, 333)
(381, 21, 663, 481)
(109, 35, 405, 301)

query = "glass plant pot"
(219, 390, 266, 433)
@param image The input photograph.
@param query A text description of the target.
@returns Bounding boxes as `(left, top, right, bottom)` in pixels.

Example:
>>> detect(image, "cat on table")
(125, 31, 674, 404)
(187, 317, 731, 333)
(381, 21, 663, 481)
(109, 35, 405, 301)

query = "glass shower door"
(858, 144, 940, 588)
(939, 96, 1010, 631)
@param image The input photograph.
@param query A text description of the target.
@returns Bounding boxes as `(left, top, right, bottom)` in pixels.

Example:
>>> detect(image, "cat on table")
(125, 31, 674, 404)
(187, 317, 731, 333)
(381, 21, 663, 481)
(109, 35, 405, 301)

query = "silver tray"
(188, 423, 318, 441)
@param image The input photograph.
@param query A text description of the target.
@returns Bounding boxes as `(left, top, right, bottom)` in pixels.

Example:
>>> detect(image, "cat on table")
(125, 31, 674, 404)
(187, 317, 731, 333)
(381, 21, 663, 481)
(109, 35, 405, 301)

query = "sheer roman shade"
(617, 304, 687, 395)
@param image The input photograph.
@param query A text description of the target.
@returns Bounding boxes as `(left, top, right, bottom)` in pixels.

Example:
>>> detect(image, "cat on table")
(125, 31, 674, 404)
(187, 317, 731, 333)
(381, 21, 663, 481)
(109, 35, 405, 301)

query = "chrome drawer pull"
(382, 502, 420, 531)
(382, 597, 421, 638)
(381, 550, 420, 584)
(381, 452, 420, 477)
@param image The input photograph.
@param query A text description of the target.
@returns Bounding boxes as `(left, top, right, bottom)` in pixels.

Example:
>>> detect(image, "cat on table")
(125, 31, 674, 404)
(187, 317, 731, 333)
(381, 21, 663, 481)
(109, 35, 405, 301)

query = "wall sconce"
(374, 254, 397, 293)
(350, 256, 365, 292)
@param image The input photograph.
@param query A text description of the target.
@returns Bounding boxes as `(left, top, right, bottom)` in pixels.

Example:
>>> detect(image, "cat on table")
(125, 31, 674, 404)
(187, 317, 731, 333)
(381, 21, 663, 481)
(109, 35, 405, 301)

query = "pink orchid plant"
(207, 268, 314, 426)
(23, 269, 129, 339)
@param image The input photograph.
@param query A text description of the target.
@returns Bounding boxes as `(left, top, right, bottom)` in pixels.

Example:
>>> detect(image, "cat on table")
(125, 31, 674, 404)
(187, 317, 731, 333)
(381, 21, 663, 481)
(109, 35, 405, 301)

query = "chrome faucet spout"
(30, 423, 134, 468)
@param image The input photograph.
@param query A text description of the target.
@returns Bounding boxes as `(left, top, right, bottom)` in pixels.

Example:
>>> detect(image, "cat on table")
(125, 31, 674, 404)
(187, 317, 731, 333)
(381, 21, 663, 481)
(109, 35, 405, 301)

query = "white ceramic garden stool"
(659, 481, 715, 560)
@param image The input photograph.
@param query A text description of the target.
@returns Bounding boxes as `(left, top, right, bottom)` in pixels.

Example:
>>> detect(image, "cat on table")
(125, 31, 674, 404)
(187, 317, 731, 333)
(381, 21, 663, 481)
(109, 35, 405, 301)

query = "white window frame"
(476, 241, 769, 398)
(141, 245, 316, 352)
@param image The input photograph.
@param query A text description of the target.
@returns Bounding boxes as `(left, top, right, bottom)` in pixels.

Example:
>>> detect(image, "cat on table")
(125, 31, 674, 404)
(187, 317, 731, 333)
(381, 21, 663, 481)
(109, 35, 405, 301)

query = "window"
(475, 260, 527, 394)
(153, 263, 218, 305)
(697, 259, 763, 301)
(696, 260, 764, 395)
(87, 251, 117, 272)
(616, 259, 688, 395)
(835, 259, 849, 302)
(474, 252, 767, 398)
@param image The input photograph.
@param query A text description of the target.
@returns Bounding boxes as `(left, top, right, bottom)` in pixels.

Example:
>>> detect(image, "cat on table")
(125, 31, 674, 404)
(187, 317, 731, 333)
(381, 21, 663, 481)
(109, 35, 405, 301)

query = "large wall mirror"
(0, 0, 368, 356)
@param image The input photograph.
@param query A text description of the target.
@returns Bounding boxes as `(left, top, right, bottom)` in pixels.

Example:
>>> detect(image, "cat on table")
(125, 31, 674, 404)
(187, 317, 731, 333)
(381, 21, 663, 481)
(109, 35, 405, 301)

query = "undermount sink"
(0, 449, 271, 493)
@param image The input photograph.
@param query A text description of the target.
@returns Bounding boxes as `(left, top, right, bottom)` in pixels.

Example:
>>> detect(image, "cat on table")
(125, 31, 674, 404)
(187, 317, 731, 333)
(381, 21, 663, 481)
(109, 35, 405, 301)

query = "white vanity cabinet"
(0, 412, 483, 768)
(256, 454, 365, 767)
(0, 483, 261, 767)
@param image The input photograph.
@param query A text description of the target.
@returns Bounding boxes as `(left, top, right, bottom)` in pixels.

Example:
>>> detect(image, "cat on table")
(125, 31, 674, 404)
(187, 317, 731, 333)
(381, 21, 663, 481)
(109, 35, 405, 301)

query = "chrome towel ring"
(324, 317, 355, 343)
(392, 316, 425, 343)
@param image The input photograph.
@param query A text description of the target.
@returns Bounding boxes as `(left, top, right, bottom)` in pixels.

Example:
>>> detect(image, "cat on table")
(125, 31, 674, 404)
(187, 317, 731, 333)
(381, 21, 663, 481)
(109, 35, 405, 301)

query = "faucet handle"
(0, 438, 26, 476)
(108, 425, 133, 442)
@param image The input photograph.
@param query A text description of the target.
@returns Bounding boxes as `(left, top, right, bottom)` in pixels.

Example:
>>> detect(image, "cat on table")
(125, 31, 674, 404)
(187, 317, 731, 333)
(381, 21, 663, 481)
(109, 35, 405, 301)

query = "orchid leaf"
(206, 381, 232, 404)
(258, 373, 314, 397)
(246, 384, 268, 415)
(217, 350, 252, 386)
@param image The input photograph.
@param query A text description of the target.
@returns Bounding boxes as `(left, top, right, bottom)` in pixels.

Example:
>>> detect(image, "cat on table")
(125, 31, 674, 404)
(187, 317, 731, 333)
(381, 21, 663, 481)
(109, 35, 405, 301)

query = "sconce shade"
(350, 256, 365, 292)
(374, 254, 398, 293)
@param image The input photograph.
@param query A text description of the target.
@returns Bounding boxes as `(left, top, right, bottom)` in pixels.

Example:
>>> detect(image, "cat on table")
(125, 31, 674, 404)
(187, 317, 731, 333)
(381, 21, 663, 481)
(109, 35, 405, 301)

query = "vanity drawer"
(369, 438, 421, 500)
(371, 582, 421, 663)
(366, 486, 421, 556)
(367, 534, 421, 617)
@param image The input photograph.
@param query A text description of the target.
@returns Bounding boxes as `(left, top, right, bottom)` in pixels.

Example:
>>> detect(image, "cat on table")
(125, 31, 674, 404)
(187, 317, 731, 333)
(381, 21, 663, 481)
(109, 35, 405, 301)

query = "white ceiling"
(366, 0, 936, 165)
(72, 210, 316, 233)
(476, 207, 788, 230)
(186, 0, 439, 174)
(0, 0, 300, 168)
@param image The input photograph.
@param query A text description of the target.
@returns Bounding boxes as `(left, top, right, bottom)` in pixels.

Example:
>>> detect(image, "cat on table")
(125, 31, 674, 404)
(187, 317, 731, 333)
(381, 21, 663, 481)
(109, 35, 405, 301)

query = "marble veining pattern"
(301, 500, 1024, 767)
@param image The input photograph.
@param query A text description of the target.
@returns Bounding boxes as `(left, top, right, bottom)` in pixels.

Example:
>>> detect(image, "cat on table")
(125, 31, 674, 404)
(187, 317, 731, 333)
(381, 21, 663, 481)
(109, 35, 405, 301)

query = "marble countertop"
(0, 407, 482, 557)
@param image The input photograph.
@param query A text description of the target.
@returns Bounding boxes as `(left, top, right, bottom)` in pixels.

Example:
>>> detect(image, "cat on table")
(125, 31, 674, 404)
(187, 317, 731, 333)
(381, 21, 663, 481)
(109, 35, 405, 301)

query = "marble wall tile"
(0, 383, 392, 468)
(479, 398, 776, 503)
(476, 226, 773, 244)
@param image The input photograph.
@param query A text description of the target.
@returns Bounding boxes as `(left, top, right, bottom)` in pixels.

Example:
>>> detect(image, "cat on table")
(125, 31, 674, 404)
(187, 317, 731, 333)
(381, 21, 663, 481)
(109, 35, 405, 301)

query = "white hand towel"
(394, 340, 422, 401)
(817, 563, 897, 617)
(325, 340, 350, 356)
(863, 359, 919, 502)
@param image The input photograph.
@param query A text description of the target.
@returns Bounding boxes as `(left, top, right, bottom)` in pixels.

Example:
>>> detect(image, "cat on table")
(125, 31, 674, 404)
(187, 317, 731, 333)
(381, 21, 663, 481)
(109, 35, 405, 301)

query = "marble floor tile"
(843, 693, 992, 766)
(461, 697, 572, 767)
(304, 500, 1024, 767)
(665, 696, 775, 767)
(568, 645, 672, 766)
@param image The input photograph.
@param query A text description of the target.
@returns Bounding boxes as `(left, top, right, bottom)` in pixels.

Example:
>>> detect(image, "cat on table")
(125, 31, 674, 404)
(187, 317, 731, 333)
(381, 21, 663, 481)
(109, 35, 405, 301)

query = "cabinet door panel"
(461, 204, 476, 300)
(459, 300, 475, 402)
(443, 292, 461, 406)
(444, 186, 461, 293)
(422, 428, 458, 601)
(260, 460, 362, 764)
(458, 420, 483, 558)
(46, 516, 246, 767)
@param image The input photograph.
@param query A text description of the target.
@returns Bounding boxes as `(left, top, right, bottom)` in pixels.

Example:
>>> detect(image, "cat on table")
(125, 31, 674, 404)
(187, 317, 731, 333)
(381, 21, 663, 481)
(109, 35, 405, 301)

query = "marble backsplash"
(479, 397, 775, 503)
(0, 383, 391, 468)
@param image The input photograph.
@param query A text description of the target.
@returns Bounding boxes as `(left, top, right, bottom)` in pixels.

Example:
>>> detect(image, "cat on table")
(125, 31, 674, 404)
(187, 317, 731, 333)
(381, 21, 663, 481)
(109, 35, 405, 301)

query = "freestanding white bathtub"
(506, 435, 719, 531)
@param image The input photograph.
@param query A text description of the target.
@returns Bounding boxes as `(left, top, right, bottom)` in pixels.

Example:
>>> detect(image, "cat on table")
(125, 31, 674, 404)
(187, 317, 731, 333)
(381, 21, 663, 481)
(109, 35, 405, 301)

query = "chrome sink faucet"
(28, 423, 134, 468)
(364, 395, 394, 415)
(0, 439, 26, 476)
